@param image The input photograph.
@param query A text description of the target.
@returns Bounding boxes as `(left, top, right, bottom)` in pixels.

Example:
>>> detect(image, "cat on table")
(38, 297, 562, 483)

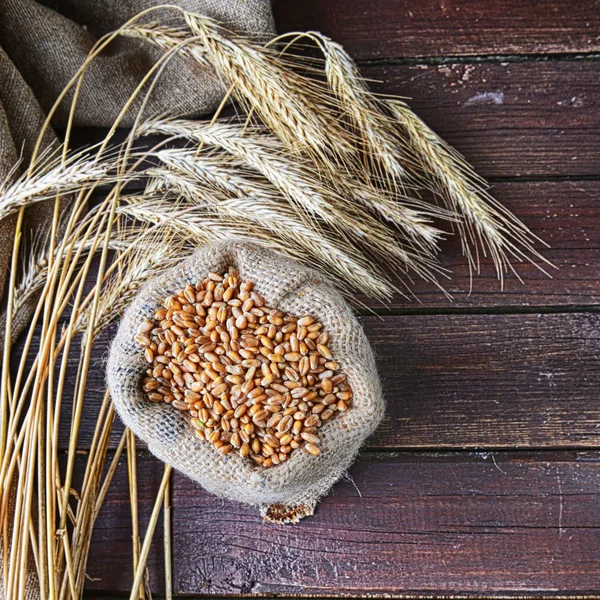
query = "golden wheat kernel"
(319, 378, 333, 394)
(305, 443, 321, 456)
(301, 432, 320, 445)
(259, 335, 273, 349)
(217, 444, 232, 455)
(138, 319, 154, 334)
(296, 356, 309, 376)
(278, 433, 292, 446)
(289, 336, 299, 353)
(317, 344, 333, 360)
(246, 386, 263, 399)
(297, 316, 314, 327)
(291, 387, 309, 399)
(143, 380, 158, 392)
(277, 415, 293, 432)
(284, 381, 301, 390)
(337, 400, 349, 412)
(261, 442, 275, 457)
(257, 347, 269, 359)
(261, 373, 275, 387)
(266, 393, 285, 404)
(242, 358, 261, 368)
(264, 433, 280, 448)
(267, 413, 283, 428)
(296, 326, 308, 341)
(304, 415, 320, 428)
(281, 323, 296, 334)
(312, 403, 327, 415)
(135, 334, 151, 347)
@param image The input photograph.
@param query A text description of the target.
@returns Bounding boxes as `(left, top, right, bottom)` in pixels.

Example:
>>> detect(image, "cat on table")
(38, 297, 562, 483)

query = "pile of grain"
(135, 268, 352, 468)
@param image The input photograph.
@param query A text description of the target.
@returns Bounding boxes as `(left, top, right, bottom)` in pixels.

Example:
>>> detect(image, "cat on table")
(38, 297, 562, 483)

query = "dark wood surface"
(50, 313, 600, 451)
(61, 1, 600, 597)
(274, 0, 600, 59)
(363, 61, 600, 179)
(86, 451, 600, 596)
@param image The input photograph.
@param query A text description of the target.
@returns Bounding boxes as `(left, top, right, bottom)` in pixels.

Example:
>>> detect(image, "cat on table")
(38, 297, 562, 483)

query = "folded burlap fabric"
(0, 1, 274, 595)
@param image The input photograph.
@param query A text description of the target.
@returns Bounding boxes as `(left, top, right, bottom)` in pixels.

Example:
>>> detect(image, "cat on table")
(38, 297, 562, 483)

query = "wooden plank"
(368, 313, 600, 448)
(362, 60, 600, 179)
(84, 451, 600, 596)
(274, 0, 600, 59)
(41, 313, 600, 451)
(358, 180, 600, 309)
(68, 60, 600, 179)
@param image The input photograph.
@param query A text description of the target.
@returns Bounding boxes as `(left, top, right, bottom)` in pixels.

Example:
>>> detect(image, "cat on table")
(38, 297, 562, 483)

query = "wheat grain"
(136, 269, 350, 467)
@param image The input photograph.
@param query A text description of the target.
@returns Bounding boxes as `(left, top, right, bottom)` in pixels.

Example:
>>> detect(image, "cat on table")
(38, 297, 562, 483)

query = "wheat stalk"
(387, 100, 552, 284)
(140, 118, 448, 253)
(0, 150, 118, 221)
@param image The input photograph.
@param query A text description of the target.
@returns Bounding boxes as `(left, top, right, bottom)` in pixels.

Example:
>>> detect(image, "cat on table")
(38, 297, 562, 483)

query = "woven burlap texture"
(0, 0, 275, 128)
(108, 243, 384, 516)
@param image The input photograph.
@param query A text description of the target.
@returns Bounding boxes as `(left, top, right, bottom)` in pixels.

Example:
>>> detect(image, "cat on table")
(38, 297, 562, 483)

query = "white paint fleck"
(464, 91, 505, 106)
(570, 96, 584, 107)
(556, 469, 565, 537)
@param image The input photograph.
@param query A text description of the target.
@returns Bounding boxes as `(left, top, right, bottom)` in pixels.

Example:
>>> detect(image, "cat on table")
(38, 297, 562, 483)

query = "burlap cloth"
(108, 243, 384, 520)
(0, 2, 274, 595)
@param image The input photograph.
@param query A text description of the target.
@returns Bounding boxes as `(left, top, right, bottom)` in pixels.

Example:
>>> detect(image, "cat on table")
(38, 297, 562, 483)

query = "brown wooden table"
(78, 1, 600, 597)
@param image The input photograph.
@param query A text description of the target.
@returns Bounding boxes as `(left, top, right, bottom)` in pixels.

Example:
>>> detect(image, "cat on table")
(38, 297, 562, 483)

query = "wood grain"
(67, 60, 600, 179)
(358, 180, 600, 309)
(274, 0, 600, 60)
(41, 313, 600, 451)
(84, 450, 600, 596)
(363, 60, 600, 179)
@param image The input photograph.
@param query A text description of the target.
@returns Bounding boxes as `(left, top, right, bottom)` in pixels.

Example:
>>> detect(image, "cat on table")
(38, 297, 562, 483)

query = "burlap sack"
(0, 47, 60, 343)
(108, 243, 384, 521)
(0, 0, 275, 128)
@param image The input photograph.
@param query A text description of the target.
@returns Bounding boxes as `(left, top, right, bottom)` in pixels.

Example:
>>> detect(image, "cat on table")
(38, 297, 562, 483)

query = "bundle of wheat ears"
(0, 7, 550, 598)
